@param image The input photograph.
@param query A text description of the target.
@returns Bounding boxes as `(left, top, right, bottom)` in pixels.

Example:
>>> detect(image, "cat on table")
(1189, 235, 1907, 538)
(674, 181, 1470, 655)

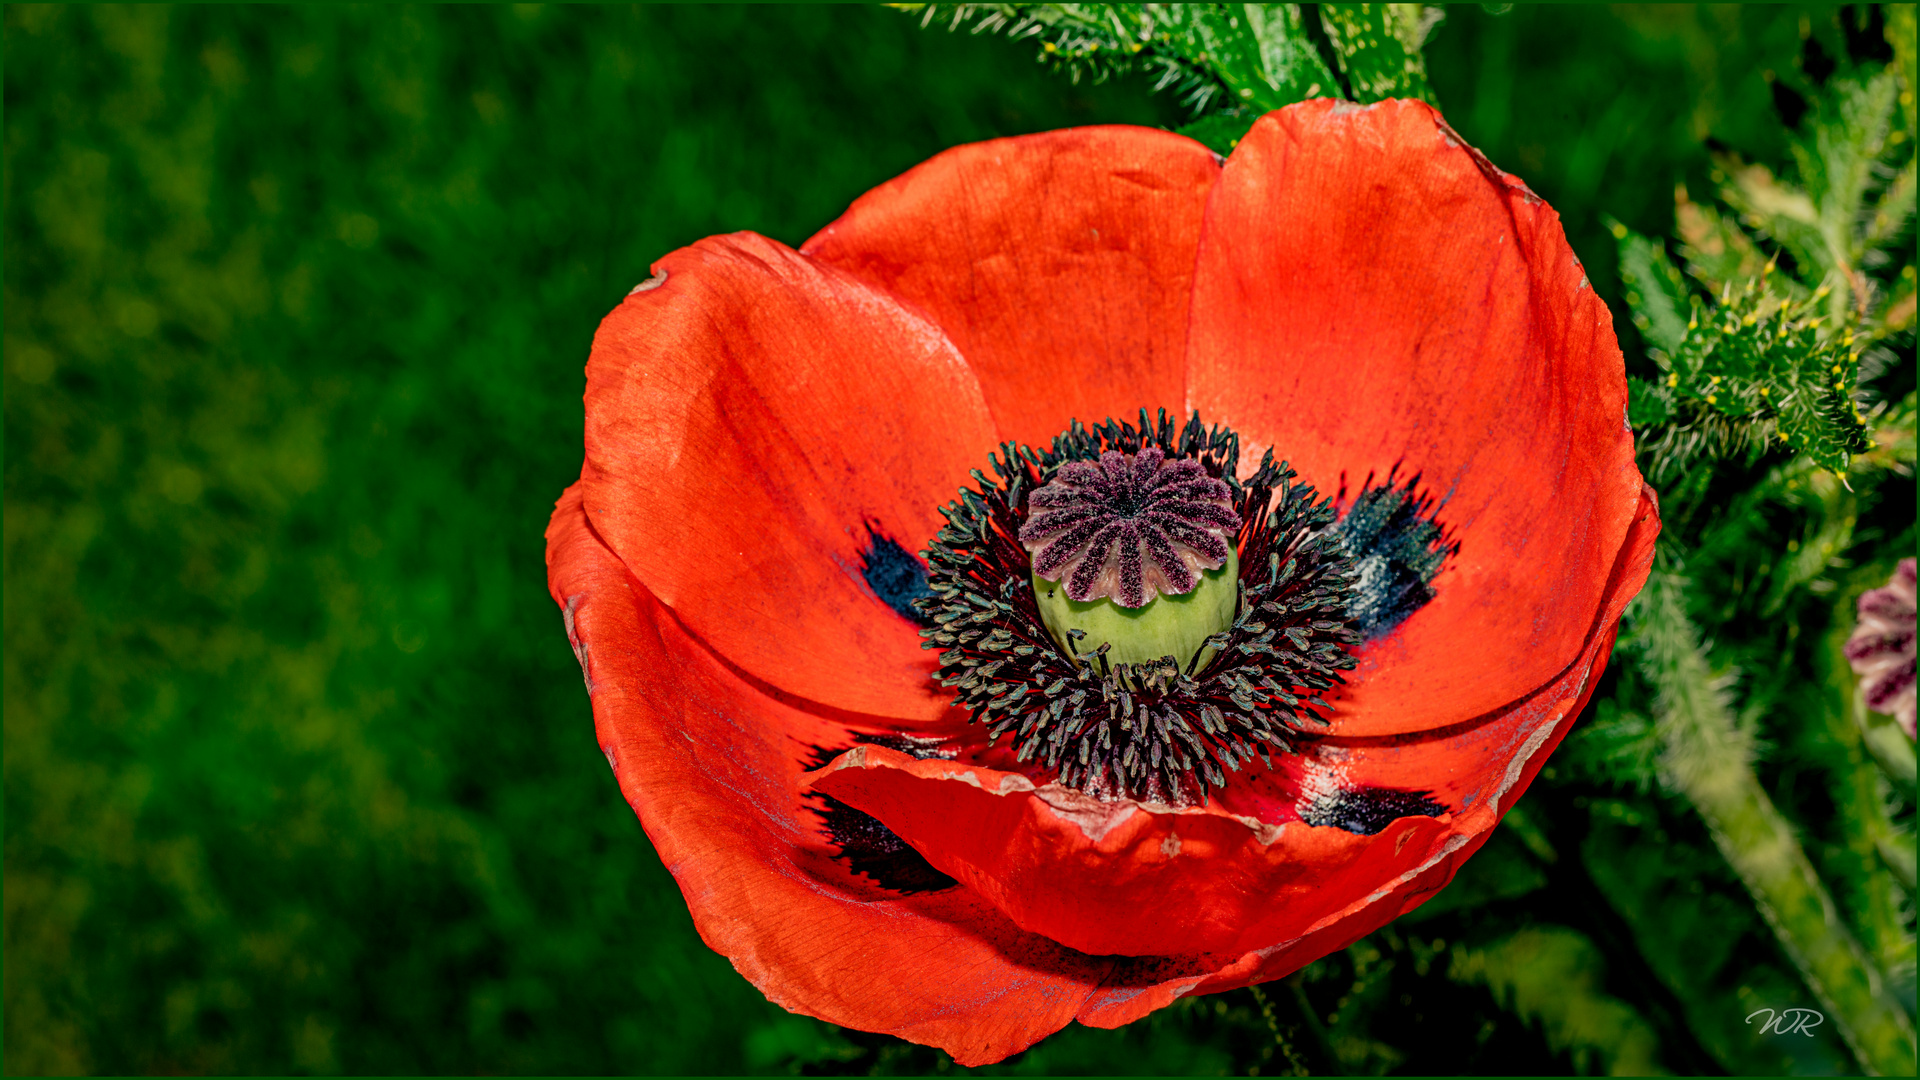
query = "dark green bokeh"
(2, 4, 1891, 1075)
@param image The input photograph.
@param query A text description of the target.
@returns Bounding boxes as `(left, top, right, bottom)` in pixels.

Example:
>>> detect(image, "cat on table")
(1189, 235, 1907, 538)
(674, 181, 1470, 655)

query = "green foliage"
(1, 6, 1182, 1074)
(1577, 796, 1858, 1075)
(1724, 69, 1910, 318)
(897, 4, 1333, 115)
(1611, 568, 1917, 1075)
(1571, 10, 1919, 1075)
(1449, 926, 1665, 1076)
(1611, 61, 1916, 480)
(1623, 264, 1871, 477)
(895, 4, 1439, 153)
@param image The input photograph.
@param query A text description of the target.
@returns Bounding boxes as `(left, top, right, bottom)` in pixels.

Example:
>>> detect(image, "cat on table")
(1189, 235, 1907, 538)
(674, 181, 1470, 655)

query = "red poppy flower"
(545, 98, 1659, 1065)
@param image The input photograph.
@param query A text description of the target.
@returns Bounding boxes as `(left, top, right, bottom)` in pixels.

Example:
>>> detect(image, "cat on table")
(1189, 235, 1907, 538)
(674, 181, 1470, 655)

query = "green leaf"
(1863, 154, 1915, 253)
(1673, 185, 1774, 298)
(1717, 69, 1908, 325)
(1715, 155, 1828, 287)
(1241, 4, 1342, 106)
(1448, 926, 1667, 1076)
(1560, 696, 1662, 791)
(1610, 219, 1691, 354)
(1315, 3, 1438, 104)
(1153, 4, 1337, 113)
(1798, 70, 1900, 239)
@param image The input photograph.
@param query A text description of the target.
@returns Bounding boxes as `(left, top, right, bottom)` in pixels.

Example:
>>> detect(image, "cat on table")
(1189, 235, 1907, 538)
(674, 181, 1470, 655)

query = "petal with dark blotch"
(813, 486, 1657, 974)
(1078, 482, 1659, 1029)
(1187, 99, 1647, 737)
(581, 232, 998, 723)
(812, 745, 1455, 959)
(545, 483, 1112, 1066)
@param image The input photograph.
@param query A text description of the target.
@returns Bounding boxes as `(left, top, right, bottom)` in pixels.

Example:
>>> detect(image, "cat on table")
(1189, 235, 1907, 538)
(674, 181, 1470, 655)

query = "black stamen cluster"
(915, 410, 1361, 806)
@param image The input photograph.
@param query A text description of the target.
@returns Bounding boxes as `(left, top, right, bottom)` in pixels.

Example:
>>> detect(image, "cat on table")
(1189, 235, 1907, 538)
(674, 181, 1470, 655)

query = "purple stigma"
(1018, 447, 1239, 608)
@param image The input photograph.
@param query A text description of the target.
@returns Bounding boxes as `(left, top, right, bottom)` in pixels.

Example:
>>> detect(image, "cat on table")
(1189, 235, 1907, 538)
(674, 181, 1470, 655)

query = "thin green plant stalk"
(1633, 567, 1917, 1076)
(1856, 687, 1918, 796)
(1854, 683, 1917, 895)
(1824, 630, 1917, 1013)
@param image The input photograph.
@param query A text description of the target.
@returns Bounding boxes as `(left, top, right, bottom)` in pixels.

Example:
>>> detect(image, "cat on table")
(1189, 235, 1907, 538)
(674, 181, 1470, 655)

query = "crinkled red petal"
(545, 483, 1112, 1066)
(803, 126, 1219, 450)
(1186, 99, 1646, 737)
(812, 747, 1455, 958)
(817, 485, 1658, 964)
(581, 233, 998, 723)
(1077, 482, 1659, 1027)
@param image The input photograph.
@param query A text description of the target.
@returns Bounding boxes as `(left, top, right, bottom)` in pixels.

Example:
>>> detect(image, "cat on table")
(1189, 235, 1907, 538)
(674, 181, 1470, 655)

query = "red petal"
(1077, 482, 1658, 1027)
(581, 233, 998, 723)
(803, 127, 1219, 450)
(545, 484, 1112, 1066)
(1186, 100, 1646, 736)
(814, 747, 1454, 958)
(818, 485, 1659, 964)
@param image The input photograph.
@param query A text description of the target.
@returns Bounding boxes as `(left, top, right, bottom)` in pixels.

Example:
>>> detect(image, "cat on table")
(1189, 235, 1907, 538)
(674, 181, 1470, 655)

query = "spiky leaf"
(1618, 219, 1872, 477)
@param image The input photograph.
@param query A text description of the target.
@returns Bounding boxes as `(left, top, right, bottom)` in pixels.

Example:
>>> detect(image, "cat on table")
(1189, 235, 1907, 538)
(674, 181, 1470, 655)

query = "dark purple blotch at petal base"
(807, 793, 959, 894)
(805, 735, 958, 894)
(862, 529, 934, 626)
(1301, 787, 1447, 835)
(1331, 473, 1458, 640)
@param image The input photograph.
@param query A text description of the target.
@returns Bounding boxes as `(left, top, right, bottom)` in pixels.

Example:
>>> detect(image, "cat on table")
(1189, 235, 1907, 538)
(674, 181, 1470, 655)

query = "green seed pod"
(1032, 549, 1239, 672)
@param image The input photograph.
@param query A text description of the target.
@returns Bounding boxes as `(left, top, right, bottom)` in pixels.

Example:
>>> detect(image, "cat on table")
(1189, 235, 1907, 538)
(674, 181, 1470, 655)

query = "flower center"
(1018, 447, 1241, 670)
(916, 410, 1362, 806)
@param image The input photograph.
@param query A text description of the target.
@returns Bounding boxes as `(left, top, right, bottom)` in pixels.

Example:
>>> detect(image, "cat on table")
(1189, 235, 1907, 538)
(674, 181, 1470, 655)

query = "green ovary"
(1031, 549, 1239, 671)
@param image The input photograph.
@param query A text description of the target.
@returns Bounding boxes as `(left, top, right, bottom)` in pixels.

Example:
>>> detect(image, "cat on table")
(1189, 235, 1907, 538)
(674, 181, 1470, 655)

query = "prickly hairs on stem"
(915, 409, 1362, 806)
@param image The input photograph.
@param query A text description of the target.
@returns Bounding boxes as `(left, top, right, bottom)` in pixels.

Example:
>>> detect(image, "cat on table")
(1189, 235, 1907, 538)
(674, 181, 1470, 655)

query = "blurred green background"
(2, 4, 1904, 1075)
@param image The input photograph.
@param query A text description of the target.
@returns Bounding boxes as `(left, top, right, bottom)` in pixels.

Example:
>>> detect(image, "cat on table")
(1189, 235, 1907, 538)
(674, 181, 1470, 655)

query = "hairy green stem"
(1857, 697, 1918, 793)
(1819, 609, 1919, 1008)
(1633, 569, 1916, 1076)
